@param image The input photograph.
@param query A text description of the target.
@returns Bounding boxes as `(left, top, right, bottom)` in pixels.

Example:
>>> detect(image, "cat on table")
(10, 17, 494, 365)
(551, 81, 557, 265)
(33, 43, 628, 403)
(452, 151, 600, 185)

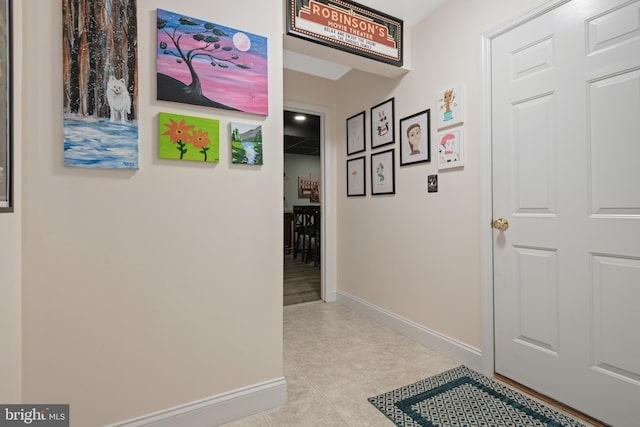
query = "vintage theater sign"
(287, 0, 403, 66)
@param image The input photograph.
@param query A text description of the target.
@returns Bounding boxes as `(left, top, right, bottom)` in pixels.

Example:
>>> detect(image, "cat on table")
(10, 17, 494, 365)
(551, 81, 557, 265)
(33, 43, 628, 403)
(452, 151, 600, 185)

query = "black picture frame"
(370, 98, 394, 150)
(346, 156, 366, 197)
(428, 174, 438, 193)
(0, 0, 12, 212)
(371, 149, 395, 195)
(346, 111, 365, 156)
(400, 109, 431, 166)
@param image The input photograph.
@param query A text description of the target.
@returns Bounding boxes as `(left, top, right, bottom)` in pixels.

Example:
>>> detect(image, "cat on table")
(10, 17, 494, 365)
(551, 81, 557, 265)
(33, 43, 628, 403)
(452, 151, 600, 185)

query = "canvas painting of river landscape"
(63, 0, 139, 169)
(159, 112, 220, 163)
(157, 9, 268, 116)
(231, 122, 262, 165)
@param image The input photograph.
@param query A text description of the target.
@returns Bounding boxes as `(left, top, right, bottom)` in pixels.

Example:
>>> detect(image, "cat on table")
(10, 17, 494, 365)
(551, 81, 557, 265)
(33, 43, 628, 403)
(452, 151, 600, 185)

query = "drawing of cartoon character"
(377, 111, 389, 137)
(376, 162, 385, 182)
(439, 133, 459, 163)
(441, 88, 455, 122)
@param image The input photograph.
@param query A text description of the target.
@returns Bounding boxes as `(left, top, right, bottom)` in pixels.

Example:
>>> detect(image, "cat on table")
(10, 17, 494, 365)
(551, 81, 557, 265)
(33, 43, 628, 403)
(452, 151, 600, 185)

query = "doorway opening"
(283, 109, 322, 306)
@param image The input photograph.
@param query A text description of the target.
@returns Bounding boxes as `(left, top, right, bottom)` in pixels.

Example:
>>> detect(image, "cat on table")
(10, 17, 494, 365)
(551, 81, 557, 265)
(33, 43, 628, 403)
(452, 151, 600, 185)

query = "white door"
(492, 0, 640, 425)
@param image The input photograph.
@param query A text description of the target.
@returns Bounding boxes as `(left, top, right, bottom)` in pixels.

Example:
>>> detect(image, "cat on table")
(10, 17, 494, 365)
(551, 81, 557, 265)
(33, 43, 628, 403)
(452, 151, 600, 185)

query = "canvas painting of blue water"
(230, 122, 262, 165)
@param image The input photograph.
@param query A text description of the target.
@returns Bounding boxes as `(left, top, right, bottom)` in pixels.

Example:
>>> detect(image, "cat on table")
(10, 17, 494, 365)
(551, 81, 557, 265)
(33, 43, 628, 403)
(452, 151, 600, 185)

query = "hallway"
(283, 252, 321, 306)
(222, 302, 600, 426)
(222, 302, 458, 426)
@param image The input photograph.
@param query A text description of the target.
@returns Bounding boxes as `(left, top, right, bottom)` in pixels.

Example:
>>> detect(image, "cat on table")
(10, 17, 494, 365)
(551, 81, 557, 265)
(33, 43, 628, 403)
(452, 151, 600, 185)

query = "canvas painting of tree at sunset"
(156, 9, 268, 116)
(158, 112, 220, 163)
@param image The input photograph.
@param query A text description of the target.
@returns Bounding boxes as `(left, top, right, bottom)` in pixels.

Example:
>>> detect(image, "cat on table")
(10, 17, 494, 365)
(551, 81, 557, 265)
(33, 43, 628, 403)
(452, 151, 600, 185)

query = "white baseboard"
(107, 377, 286, 427)
(324, 289, 337, 302)
(337, 290, 483, 372)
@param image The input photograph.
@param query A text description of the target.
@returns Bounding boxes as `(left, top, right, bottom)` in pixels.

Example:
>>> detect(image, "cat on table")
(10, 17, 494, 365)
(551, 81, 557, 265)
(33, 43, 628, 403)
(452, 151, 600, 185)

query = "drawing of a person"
(406, 123, 422, 155)
(439, 133, 459, 163)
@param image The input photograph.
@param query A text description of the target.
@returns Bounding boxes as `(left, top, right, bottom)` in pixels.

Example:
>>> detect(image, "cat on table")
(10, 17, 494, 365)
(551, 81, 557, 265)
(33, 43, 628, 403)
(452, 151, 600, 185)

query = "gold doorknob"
(492, 218, 509, 232)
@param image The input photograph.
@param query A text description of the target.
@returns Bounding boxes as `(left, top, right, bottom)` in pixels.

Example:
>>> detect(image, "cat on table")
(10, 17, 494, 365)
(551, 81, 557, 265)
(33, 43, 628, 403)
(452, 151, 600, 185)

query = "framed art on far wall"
(400, 109, 430, 166)
(436, 84, 464, 129)
(0, 0, 12, 212)
(347, 156, 366, 197)
(438, 128, 464, 170)
(370, 98, 394, 150)
(346, 111, 365, 155)
(371, 149, 395, 195)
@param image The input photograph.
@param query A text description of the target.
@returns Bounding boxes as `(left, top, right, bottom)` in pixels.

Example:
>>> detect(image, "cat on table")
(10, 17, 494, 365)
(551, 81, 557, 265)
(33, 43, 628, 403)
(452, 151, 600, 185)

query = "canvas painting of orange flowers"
(159, 112, 220, 162)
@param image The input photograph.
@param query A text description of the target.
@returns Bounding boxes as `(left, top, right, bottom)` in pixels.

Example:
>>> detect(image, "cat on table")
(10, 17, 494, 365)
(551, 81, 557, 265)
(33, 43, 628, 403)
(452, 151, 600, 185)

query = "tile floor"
(221, 301, 595, 427)
(221, 301, 459, 427)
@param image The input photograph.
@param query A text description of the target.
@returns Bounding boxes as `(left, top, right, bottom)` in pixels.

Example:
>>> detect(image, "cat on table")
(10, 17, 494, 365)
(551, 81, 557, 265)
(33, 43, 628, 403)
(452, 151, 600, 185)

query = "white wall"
(284, 153, 321, 211)
(20, 1, 283, 425)
(0, 1, 22, 404)
(336, 0, 542, 351)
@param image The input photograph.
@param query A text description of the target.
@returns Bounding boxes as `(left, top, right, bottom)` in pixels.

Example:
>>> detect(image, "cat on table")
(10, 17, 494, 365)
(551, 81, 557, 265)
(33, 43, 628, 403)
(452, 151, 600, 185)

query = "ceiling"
(283, 0, 448, 80)
(284, 110, 321, 156)
(350, 0, 447, 27)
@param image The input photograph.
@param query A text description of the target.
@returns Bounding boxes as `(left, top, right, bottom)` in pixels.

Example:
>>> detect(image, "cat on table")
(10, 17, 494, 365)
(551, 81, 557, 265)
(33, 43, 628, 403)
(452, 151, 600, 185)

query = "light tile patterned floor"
(221, 301, 459, 427)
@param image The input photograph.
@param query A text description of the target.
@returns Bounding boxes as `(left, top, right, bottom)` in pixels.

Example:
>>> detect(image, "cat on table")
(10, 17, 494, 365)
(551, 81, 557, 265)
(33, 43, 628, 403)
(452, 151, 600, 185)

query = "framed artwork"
(370, 98, 395, 149)
(0, 0, 11, 211)
(157, 9, 269, 116)
(63, 0, 139, 169)
(428, 174, 438, 193)
(287, 0, 403, 67)
(346, 111, 365, 155)
(347, 156, 366, 197)
(159, 112, 220, 162)
(231, 122, 263, 165)
(298, 174, 321, 203)
(438, 128, 464, 170)
(400, 109, 430, 166)
(436, 84, 464, 129)
(371, 149, 395, 195)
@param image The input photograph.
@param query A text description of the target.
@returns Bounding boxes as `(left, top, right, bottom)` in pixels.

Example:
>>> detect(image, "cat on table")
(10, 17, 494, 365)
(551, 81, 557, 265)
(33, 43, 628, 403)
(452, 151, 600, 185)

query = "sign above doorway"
(286, 0, 403, 67)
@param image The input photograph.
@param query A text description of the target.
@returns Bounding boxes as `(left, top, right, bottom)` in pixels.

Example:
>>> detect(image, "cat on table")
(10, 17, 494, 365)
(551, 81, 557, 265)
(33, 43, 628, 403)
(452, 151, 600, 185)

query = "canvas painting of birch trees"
(62, 0, 139, 169)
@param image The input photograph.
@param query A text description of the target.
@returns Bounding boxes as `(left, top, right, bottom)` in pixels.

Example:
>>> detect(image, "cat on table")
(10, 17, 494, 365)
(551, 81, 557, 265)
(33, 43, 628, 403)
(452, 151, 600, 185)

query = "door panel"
(591, 254, 640, 383)
(512, 246, 559, 355)
(588, 70, 640, 215)
(512, 94, 557, 215)
(492, 1, 640, 425)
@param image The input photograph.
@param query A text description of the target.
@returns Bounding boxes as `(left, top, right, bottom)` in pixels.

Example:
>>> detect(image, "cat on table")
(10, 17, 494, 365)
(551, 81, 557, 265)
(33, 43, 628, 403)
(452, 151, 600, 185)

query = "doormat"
(368, 365, 585, 427)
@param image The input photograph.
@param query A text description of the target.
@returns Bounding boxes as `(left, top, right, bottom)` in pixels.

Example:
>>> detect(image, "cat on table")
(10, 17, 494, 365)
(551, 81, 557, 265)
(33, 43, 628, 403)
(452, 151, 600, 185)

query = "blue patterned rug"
(368, 365, 586, 427)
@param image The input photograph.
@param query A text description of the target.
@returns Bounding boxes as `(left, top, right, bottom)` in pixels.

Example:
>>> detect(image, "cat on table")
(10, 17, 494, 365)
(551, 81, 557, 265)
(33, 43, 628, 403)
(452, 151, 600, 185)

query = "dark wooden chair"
(293, 206, 320, 266)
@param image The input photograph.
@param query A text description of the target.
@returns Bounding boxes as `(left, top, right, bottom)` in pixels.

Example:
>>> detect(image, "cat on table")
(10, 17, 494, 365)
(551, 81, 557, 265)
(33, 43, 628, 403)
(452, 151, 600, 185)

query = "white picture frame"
(437, 128, 464, 170)
(436, 84, 464, 129)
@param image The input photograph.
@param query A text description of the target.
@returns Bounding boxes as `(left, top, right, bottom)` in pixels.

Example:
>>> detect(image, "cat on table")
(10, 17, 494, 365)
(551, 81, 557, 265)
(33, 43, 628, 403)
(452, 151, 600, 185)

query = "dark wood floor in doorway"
(284, 253, 320, 306)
